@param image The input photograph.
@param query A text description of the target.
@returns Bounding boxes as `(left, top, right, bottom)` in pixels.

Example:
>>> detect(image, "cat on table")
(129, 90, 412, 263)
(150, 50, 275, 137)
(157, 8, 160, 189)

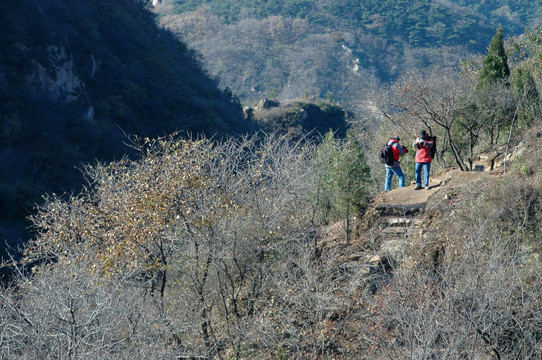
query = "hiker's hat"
(420, 129, 427, 137)
(392, 136, 400, 141)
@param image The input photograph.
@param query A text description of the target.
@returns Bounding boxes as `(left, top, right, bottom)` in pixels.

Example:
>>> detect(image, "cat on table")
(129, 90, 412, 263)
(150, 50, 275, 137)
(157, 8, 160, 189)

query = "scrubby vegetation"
(4, 126, 542, 358)
(1, 133, 371, 358)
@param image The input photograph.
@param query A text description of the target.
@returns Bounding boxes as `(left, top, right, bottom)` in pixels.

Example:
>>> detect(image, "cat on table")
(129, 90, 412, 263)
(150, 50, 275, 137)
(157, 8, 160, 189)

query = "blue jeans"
(415, 162, 431, 187)
(385, 166, 405, 191)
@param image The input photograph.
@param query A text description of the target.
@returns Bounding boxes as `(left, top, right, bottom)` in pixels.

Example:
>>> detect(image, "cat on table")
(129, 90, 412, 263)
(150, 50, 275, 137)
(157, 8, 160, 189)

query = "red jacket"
(386, 138, 406, 168)
(412, 136, 434, 163)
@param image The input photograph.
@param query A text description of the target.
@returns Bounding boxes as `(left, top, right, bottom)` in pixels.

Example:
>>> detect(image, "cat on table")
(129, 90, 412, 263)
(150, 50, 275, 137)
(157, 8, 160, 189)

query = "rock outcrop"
(255, 98, 280, 110)
(27, 45, 84, 103)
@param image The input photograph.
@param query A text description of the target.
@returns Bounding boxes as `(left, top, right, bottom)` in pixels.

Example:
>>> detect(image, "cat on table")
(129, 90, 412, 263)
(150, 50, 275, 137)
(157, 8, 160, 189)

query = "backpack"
(379, 143, 395, 166)
(429, 136, 437, 159)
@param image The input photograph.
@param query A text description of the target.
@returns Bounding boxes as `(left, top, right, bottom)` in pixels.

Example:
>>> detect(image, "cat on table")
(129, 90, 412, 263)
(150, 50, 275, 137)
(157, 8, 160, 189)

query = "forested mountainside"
(156, 0, 542, 107)
(166, 0, 538, 48)
(0, 0, 254, 251)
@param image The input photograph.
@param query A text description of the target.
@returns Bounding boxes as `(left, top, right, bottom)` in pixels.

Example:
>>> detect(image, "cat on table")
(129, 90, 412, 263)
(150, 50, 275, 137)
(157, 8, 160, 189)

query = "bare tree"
(18, 133, 333, 358)
(380, 69, 514, 170)
(0, 255, 175, 359)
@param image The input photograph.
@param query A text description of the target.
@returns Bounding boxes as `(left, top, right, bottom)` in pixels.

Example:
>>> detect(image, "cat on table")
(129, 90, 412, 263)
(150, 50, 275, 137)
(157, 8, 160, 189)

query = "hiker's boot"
(414, 185, 422, 190)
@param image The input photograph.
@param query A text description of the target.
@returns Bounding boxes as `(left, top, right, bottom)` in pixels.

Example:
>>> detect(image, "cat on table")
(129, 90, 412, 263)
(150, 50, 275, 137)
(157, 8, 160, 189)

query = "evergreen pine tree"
(478, 26, 510, 89)
(477, 26, 513, 145)
(511, 66, 540, 128)
(311, 129, 372, 242)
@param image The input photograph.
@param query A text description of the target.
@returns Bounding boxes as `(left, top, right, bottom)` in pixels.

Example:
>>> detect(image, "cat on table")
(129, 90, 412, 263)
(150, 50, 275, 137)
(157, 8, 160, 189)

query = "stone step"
(375, 203, 426, 216)
(379, 217, 424, 228)
(381, 217, 411, 227)
(381, 227, 422, 237)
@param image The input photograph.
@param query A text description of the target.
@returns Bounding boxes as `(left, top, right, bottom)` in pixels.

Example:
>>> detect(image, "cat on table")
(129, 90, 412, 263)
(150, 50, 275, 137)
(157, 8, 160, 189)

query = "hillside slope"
(0, 0, 253, 251)
(309, 138, 542, 358)
(154, 0, 542, 107)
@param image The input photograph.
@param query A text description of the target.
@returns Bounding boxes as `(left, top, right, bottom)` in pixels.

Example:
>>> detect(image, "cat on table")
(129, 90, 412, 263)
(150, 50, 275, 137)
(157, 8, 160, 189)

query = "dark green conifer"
(511, 66, 540, 128)
(478, 26, 510, 88)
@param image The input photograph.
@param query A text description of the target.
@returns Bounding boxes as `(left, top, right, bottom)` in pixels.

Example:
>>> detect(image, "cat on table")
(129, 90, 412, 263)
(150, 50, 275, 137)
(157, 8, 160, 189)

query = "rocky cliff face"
(0, 0, 251, 258)
(27, 45, 84, 103)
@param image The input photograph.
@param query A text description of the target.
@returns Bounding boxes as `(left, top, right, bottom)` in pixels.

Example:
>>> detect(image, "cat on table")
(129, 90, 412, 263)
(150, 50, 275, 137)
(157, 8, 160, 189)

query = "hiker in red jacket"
(412, 129, 434, 190)
(385, 136, 408, 192)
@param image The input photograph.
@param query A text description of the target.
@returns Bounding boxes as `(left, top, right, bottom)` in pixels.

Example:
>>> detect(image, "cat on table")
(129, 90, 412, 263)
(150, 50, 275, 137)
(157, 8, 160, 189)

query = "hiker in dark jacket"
(385, 136, 408, 192)
(412, 129, 434, 190)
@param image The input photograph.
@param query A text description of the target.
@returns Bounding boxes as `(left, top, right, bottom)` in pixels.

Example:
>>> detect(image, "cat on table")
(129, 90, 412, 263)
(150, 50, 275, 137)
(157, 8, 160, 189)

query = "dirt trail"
(373, 168, 490, 208)
(376, 177, 445, 207)
(319, 167, 496, 292)
(363, 169, 489, 260)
